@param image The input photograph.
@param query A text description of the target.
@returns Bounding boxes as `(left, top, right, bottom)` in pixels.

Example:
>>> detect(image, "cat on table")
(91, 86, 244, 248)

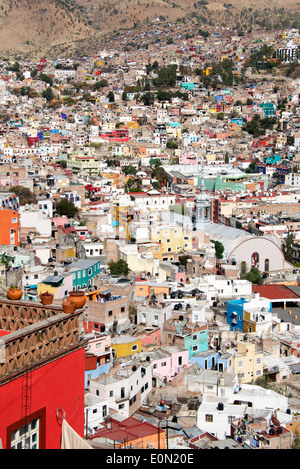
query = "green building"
(69, 259, 101, 290)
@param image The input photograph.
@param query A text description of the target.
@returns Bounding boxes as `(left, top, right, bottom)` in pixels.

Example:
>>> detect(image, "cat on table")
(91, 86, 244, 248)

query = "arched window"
(241, 261, 247, 275)
(264, 258, 269, 272)
(251, 252, 259, 268)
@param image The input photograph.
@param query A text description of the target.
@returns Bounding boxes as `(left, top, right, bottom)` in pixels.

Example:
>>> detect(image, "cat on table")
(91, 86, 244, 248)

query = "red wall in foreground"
(0, 347, 86, 449)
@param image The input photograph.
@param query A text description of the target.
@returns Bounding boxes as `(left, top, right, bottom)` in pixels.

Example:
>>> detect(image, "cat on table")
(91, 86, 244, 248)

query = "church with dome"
(163, 177, 294, 276)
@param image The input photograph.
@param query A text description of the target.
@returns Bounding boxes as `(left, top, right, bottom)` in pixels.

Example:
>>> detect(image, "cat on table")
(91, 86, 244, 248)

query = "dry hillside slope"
(0, 0, 299, 57)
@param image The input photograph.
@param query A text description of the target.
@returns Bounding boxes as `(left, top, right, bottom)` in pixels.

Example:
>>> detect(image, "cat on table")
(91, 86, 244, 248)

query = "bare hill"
(0, 0, 299, 58)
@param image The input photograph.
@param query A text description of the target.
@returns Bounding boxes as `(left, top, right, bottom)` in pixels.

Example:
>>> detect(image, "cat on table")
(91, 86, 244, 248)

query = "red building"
(0, 298, 88, 449)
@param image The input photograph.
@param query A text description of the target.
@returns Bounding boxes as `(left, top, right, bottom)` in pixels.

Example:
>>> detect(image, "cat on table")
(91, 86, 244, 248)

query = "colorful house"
(0, 209, 20, 246)
(233, 341, 264, 383)
(89, 416, 165, 449)
(37, 273, 73, 299)
(69, 259, 101, 290)
(111, 335, 141, 359)
(0, 298, 87, 449)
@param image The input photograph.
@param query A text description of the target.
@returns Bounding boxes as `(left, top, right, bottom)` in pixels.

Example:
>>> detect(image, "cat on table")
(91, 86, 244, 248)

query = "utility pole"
(166, 420, 169, 449)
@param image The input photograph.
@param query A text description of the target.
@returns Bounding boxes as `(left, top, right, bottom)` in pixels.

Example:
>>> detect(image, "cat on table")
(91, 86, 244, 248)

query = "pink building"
(135, 327, 161, 348)
(52, 216, 68, 228)
(86, 333, 111, 365)
(151, 347, 189, 383)
(179, 151, 202, 165)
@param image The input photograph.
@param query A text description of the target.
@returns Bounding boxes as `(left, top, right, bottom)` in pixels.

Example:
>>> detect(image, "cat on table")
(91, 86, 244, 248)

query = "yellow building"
(233, 341, 264, 384)
(37, 273, 73, 299)
(111, 335, 141, 359)
(67, 152, 100, 177)
(150, 224, 193, 260)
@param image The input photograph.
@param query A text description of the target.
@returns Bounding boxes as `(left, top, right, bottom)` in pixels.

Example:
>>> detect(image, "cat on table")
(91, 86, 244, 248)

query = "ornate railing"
(0, 299, 86, 382)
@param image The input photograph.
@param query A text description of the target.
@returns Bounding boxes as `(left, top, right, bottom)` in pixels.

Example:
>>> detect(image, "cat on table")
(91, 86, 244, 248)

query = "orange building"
(0, 209, 20, 246)
(135, 277, 170, 299)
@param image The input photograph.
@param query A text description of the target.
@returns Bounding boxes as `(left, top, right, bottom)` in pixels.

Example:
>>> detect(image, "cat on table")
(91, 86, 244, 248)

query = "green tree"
(93, 79, 108, 90)
(109, 259, 129, 276)
(42, 87, 54, 102)
(123, 165, 137, 175)
(107, 91, 115, 102)
(39, 73, 53, 86)
(141, 92, 155, 106)
(245, 161, 257, 173)
(282, 230, 295, 263)
(166, 141, 178, 149)
(153, 65, 177, 88)
(55, 198, 78, 217)
(211, 240, 225, 259)
(243, 267, 263, 284)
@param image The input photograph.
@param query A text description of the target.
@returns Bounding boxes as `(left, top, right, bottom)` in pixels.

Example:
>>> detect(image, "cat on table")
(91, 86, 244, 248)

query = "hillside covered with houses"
(0, 23, 300, 450)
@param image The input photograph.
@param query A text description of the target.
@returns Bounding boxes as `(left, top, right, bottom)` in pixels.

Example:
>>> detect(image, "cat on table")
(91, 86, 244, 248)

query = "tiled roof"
(252, 284, 300, 300)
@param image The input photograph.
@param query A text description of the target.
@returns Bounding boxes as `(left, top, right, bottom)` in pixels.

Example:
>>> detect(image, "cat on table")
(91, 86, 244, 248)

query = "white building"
(89, 362, 152, 418)
(197, 379, 289, 439)
(83, 241, 104, 258)
(196, 395, 247, 440)
(84, 392, 109, 433)
(137, 302, 173, 328)
(285, 172, 300, 187)
(19, 206, 52, 237)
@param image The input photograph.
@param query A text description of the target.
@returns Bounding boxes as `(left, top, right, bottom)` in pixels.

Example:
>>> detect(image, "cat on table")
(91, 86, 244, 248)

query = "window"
(264, 258, 269, 272)
(129, 395, 137, 406)
(251, 252, 259, 268)
(109, 390, 113, 397)
(121, 307, 125, 312)
(10, 418, 40, 449)
(108, 310, 113, 316)
(118, 404, 125, 409)
(96, 389, 100, 396)
(205, 414, 213, 422)
(256, 358, 261, 364)
(238, 360, 243, 368)
(161, 362, 167, 367)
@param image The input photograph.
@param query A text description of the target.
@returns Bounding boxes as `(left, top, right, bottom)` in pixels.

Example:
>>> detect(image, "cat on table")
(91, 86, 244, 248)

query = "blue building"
(227, 298, 245, 331)
(190, 350, 232, 372)
(190, 350, 219, 370)
(85, 359, 110, 389)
